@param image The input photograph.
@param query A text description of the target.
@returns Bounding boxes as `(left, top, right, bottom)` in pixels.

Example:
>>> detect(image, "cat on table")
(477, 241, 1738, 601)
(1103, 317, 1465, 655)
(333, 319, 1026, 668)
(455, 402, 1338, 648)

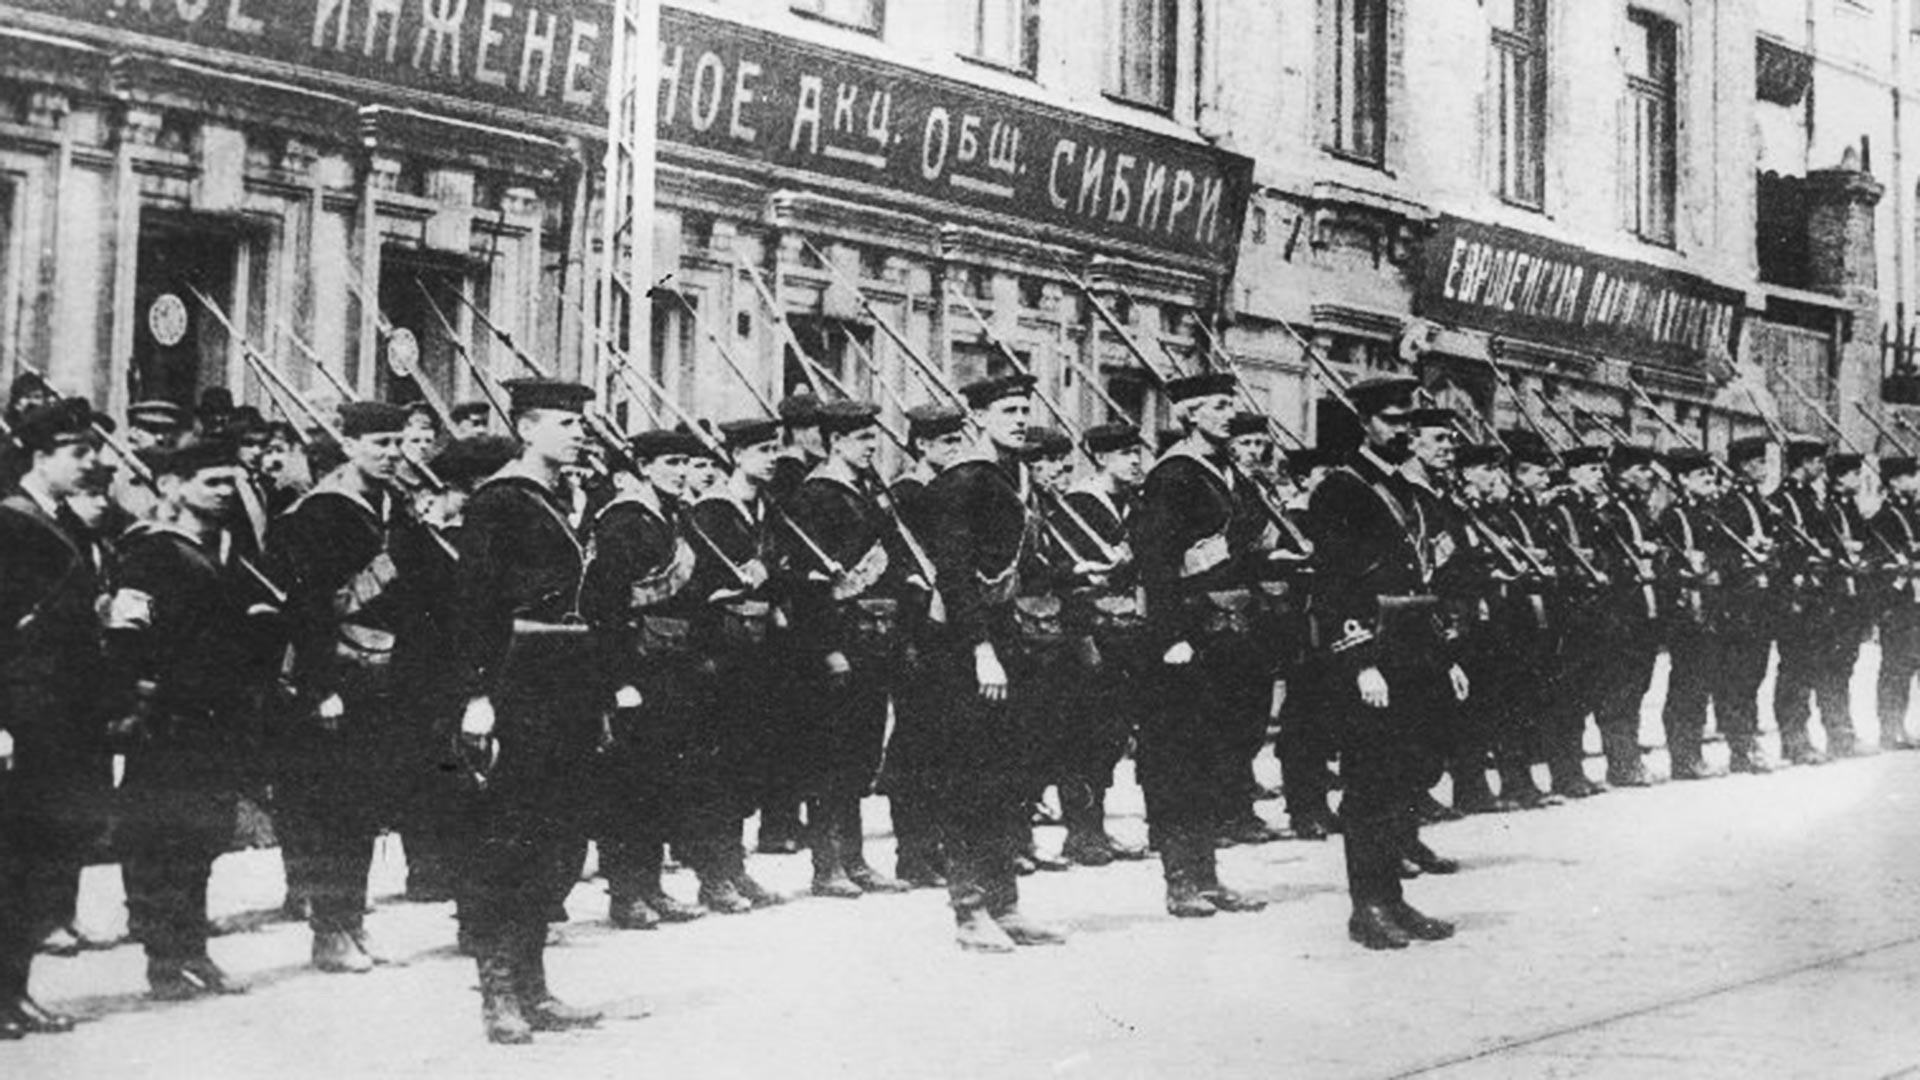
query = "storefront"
(1410, 214, 1775, 452)
(642, 4, 1253, 440)
(0, 0, 613, 420)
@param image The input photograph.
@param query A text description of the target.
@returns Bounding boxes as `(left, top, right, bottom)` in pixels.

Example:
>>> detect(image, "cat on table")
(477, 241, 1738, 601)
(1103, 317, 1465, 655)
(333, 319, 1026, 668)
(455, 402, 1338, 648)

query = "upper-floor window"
(1624, 9, 1677, 245)
(1107, 0, 1176, 111)
(791, 0, 884, 34)
(1324, 0, 1388, 164)
(972, 0, 1040, 74)
(1491, 0, 1547, 207)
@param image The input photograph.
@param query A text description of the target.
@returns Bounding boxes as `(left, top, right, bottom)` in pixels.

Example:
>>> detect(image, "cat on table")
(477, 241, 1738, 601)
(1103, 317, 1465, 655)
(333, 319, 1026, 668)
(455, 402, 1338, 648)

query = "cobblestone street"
(7, 661, 1920, 1080)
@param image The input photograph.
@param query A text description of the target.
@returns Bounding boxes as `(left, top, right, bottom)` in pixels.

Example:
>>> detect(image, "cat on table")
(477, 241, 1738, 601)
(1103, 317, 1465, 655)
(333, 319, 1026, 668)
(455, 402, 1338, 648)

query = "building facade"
(5, 0, 1918, 457)
(0, 0, 615, 422)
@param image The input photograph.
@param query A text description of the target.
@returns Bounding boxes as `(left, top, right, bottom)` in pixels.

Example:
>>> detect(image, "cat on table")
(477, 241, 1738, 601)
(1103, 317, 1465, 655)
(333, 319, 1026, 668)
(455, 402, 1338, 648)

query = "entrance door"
(377, 255, 471, 414)
(132, 217, 238, 407)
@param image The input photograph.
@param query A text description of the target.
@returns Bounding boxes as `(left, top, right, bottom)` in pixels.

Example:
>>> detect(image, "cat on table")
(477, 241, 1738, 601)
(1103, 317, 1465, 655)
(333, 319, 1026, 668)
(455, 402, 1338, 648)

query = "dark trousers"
(1339, 659, 1451, 908)
(901, 646, 1032, 917)
(799, 654, 893, 878)
(1054, 639, 1140, 840)
(598, 659, 731, 896)
(276, 714, 402, 932)
(1277, 656, 1337, 821)
(1662, 621, 1713, 763)
(755, 639, 812, 845)
(1775, 606, 1864, 749)
(119, 749, 238, 962)
(1139, 640, 1259, 889)
(1589, 619, 1661, 774)
(0, 767, 102, 999)
(1879, 611, 1920, 736)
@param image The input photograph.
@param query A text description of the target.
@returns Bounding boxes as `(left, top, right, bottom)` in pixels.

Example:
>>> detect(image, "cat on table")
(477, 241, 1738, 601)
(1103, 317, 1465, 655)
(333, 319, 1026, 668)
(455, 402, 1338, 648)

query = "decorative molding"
(765, 190, 938, 258)
(1083, 255, 1212, 306)
(1310, 302, 1404, 342)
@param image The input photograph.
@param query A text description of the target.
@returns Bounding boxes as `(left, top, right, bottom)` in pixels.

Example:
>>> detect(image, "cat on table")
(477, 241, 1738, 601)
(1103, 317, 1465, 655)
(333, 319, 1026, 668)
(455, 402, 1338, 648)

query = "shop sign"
(657, 6, 1253, 268)
(1417, 215, 1743, 370)
(0, 0, 612, 126)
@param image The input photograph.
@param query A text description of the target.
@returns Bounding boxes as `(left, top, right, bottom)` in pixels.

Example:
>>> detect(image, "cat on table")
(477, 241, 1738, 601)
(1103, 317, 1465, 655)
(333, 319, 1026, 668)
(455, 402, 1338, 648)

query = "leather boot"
(312, 929, 373, 974)
(992, 908, 1067, 946)
(1781, 730, 1828, 766)
(697, 877, 755, 914)
(733, 871, 789, 908)
(1728, 737, 1774, 774)
(477, 948, 532, 1045)
(846, 863, 911, 894)
(954, 908, 1016, 954)
(1348, 904, 1411, 950)
(1198, 856, 1267, 914)
(809, 834, 862, 899)
(1162, 838, 1217, 918)
(608, 894, 661, 930)
(640, 890, 706, 923)
(514, 931, 601, 1031)
(1386, 900, 1455, 941)
(8, 995, 77, 1034)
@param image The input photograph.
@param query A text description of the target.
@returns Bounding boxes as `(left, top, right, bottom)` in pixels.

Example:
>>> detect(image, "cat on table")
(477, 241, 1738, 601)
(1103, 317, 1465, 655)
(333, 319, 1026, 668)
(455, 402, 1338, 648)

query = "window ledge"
(956, 53, 1036, 81)
(788, 7, 882, 37)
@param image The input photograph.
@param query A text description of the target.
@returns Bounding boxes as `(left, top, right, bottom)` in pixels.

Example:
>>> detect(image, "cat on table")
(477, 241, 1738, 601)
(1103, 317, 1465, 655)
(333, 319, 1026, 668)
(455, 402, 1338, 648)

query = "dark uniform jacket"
(784, 463, 916, 665)
(274, 474, 424, 709)
(110, 523, 265, 741)
(1135, 444, 1262, 657)
(917, 452, 1035, 657)
(0, 488, 109, 771)
(1303, 447, 1453, 672)
(688, 484, 783, 659)
(448, 473, 601, 743)
(581, 486, 700, 663)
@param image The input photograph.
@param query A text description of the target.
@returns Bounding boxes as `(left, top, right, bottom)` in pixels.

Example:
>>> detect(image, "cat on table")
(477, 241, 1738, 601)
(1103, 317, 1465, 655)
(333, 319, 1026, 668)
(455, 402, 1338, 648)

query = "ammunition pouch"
(1375, 593, 1444, 650)
(1013, 593, 1068, 647)
(714, 599, 773, 650)
(500, 618, 591, 684)
(1194, 588, 1255, 638)
(846, 597, 901, 656)
(636, 615, 695, 658)
(1078, 590, 1146, 636)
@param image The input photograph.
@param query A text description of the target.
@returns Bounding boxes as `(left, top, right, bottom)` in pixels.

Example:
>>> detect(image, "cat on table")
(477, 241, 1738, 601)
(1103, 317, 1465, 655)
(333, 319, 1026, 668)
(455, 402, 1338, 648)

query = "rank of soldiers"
(0, 352, 1913, 1046)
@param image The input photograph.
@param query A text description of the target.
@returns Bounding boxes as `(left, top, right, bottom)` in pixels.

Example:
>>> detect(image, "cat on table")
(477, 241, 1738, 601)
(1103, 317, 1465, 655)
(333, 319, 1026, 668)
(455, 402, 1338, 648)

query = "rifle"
(1183, 311, 1308, 451)
(796, 236, 967, 407)
(651, 283, 780, 417)
(414, 282, 515, 434)
(1857, 402, 1919, 456)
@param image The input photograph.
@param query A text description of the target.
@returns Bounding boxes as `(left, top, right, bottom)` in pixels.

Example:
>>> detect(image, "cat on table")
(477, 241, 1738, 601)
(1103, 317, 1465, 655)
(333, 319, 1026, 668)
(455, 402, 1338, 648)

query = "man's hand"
(1162, 641, 1195, 666)
(739, 559, 770, 590)
(1448, 664, 1471, 703)
(460, 697, 496, 740)
(103, 588, 153, 631)
(315, 693, 346, 732)
(1357, 666, 1389, 709)
(824, 651, 852, 688)
(0, 727, 14, 771)
(975, 642, 1008, 702)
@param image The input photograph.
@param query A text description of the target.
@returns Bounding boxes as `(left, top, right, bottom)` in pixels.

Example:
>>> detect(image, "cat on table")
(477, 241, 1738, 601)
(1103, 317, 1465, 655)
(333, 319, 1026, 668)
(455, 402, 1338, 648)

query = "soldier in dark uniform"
(1217, 413, 1300, 845)
(1274, 445, 1344, 837)
(1133, 373, 1272, 921)
(1588, 444, 1665, 787)
(686, 419, 790, 909)
(1477, 438, 1563, 808)
(1537, 445, 1615, 798)
(1006, 425, 1079, 874)
(883, 403, 971, 888)
(582, 428, 722, 927)
(450, 402, 493, 441)
(913, 374, 1069, 951)
(1054, 422, 1152, 866)
(783, 401, 913, 899)
(1399, 408, 1476, 822)
(1713, 436, 1783, 774)
(444, 378, 604, 1044)
(1450, 443, 1555, 811)
(1873, 455, 1920, 750)
(1303, 374, 1468, 950)
(1815, 452, 1874, 758)
(1771, 439, 1853, 764)
(1654, 448, 1727, 780)
(272, 402, 424, 972)
(0, 399, 121, 1036)
(0, 373, 58, 494)
(757, 391, 827, 854)
(108, 436, 265, 1000)
(391, 436, 518, 907)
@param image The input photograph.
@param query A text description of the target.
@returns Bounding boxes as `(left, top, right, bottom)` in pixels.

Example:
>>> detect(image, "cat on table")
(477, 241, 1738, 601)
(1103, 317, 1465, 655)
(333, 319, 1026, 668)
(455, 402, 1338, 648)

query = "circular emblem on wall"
(148, 293, 188, 347)
(386, 327, 420, 378)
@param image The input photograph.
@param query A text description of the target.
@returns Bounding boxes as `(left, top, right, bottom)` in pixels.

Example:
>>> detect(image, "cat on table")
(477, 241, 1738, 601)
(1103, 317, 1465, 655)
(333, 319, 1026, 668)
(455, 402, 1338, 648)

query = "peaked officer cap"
(127, 399, 191, 432)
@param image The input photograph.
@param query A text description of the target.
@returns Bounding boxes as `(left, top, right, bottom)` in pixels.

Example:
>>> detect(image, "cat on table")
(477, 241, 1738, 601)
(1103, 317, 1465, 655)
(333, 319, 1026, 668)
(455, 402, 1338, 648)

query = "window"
(1324, 0, 1388, 164)
(1624, 9, 1677, 245)
(790, 0, 883, 34)
(1107, 0, 1176, 111)
(1491, 0, 1547, 207)
(972, 0, 1039, 74)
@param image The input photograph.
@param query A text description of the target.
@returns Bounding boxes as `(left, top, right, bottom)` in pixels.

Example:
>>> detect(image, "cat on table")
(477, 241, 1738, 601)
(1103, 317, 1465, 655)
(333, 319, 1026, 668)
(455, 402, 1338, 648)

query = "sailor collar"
(1154, 439, 1234, 489)
(1068, 476, 1123, 519)
(296, 465, 394, 522)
